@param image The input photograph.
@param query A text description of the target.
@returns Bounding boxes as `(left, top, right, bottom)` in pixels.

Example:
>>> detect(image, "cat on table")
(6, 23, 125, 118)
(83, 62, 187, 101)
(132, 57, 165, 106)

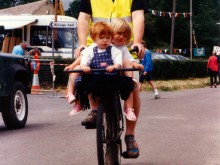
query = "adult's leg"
(213, 71, 218, 87)
(123, 86, 140, 158)
(210, 71, 214, 87)
(148, 80, 157, 91)
(218, 68, 220, 84)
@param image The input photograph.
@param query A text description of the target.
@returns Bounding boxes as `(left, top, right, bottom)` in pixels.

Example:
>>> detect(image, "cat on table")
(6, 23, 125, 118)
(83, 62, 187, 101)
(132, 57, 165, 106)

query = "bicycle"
(64, 47, 140, 165)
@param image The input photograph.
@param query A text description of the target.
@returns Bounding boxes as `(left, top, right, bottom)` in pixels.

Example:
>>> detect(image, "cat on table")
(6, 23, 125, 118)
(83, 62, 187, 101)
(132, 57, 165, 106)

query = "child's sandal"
(124, 108, 136, 121)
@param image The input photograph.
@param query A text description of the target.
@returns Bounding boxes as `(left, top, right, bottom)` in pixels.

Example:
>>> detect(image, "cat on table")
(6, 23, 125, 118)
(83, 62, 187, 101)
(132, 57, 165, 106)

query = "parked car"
(0, 53, 31, 129)
(151, 53, 189, 61)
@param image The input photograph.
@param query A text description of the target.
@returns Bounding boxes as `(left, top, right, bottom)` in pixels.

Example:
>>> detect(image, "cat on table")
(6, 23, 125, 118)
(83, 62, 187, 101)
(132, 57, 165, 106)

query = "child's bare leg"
(123, 59, 133, 78)
(122, 59, 136, 121)
(138, 82, 142, 91)
(124, 92, 136, 121)
(66, 65, 81, 104)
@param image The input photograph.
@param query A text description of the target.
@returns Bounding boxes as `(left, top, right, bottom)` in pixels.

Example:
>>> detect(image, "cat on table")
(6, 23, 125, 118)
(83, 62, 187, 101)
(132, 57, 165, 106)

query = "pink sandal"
(66, 93, 76, 104)
(124, 108, 136, 121)
(69, 103, 82, 116)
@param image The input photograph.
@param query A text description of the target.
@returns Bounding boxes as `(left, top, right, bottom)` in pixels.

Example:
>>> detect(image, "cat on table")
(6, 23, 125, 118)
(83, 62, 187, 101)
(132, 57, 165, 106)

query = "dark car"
(0, 53, 31, 129)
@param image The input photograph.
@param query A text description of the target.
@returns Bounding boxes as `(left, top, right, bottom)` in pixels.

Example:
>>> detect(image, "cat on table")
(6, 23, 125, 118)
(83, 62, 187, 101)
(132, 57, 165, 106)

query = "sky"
(61, 0, 73, 11)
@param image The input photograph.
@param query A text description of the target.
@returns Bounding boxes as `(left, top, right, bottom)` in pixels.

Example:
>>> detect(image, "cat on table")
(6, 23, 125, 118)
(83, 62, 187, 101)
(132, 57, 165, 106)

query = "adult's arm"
(131, 10, 145, 59)
(75, 12, 91, 58)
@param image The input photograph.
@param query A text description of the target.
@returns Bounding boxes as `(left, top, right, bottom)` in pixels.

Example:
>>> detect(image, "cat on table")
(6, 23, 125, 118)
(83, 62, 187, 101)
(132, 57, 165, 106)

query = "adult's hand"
(131, 43, 145, 60)
(75, 45, 86, 58)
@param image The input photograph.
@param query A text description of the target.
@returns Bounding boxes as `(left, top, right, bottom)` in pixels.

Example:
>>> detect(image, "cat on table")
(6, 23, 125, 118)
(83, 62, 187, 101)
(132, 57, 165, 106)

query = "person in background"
(12, 41, 27, 56)
(207, 51, 219, 88)
(139, 40, 160, 99)
(29, 47, 41, 56)
(215, 51, 220, 84)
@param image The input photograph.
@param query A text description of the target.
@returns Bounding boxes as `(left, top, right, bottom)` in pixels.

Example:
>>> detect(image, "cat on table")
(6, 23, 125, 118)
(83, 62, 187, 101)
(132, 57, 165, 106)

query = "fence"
(30, 58, 55, 95)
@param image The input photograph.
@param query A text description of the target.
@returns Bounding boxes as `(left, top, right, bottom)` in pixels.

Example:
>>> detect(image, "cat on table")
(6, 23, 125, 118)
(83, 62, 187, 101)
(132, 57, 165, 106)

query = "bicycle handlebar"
(129, 46, 139, 54)
(64, 68, 140, 73)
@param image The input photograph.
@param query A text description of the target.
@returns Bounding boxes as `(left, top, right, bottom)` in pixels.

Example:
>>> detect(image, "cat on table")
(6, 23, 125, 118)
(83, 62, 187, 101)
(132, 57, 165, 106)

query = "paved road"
(0, 87, 220, 165)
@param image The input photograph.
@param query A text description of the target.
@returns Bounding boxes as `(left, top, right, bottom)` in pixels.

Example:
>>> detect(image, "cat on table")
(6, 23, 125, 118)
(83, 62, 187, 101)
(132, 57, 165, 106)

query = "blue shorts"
(139, 71, 153, 83)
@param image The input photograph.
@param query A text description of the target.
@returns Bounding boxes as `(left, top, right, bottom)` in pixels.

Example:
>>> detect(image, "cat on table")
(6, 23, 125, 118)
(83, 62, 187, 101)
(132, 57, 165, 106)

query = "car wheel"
(2, 81, 28, 129)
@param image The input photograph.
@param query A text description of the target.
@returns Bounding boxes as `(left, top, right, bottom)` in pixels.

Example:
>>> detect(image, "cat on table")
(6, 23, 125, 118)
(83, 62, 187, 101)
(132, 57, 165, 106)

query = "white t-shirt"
(80, 43, 122, 67)
(112, 44, 135, 62)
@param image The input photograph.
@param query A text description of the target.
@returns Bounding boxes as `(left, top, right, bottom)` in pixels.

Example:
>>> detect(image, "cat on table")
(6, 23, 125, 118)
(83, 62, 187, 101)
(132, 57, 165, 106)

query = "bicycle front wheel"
(96, 97, 120, 165)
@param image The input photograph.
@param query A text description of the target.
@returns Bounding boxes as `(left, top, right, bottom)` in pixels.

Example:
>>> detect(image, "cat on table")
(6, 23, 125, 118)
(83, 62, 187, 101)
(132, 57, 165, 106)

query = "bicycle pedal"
(85, 124, 96, 129)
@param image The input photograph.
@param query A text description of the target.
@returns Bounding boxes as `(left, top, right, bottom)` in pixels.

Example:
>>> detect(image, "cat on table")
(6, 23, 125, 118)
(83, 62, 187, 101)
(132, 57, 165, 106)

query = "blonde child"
(109, 18, 143, 121)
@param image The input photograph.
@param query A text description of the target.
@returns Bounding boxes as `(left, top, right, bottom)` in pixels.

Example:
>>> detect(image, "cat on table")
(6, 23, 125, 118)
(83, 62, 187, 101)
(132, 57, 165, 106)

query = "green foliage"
(144, 0, 220, 55)
(152, 59, 208, 80)
(65, 0, 80, 19)
(50, 58, 208, 85)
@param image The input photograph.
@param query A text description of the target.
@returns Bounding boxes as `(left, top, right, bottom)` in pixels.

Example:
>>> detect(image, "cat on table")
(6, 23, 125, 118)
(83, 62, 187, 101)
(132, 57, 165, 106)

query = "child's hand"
(81, 66, 91, 73)
(64, 64, 73, 71)
(143, 71, 147, 75)
(132, 63, 144, 70)
(106, 66, 115, 72)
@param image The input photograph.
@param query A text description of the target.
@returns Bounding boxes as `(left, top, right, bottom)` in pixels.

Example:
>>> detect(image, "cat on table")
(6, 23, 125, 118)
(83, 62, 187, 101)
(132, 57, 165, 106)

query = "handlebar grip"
(80, 47, 85, 52)
(129, 46, 139, 54)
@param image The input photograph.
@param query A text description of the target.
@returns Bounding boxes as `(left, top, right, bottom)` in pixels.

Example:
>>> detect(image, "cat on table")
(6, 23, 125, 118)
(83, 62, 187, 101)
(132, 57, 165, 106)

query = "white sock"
(154, 89, 158, 95)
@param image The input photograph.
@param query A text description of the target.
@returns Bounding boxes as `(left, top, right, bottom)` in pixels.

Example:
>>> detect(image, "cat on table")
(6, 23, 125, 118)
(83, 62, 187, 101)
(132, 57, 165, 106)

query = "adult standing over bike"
(73, 0, 147, 158)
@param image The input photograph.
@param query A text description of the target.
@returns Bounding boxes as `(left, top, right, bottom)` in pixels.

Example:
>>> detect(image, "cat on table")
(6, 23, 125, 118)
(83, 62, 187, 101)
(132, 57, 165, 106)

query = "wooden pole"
(190, 0, 193, 59)
(54, 0, 58, 42)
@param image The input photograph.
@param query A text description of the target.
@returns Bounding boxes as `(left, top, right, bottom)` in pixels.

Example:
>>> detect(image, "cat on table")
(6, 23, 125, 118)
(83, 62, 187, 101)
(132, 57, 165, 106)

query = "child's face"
(112, 32, 128, 46)
(95, 34, 112, 49)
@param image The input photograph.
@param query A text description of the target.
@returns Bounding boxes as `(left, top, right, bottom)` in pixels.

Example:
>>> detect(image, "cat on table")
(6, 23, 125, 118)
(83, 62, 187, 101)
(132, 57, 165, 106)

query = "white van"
(0, 15, 78, 58)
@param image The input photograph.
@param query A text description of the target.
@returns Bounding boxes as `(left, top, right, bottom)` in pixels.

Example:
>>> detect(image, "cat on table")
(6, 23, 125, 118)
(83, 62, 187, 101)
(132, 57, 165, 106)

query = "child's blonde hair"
(110, 18, 132, 45)
(90, 22, 114, 41)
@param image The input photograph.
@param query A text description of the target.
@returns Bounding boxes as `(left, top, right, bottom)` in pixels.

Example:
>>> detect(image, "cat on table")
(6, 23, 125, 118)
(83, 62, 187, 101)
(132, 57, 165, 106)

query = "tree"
(145, 0, 220, 56)
(65, 0, 80, 18)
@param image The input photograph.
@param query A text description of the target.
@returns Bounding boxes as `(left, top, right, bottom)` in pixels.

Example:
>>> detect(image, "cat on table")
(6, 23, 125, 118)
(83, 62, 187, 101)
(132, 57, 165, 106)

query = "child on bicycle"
(67, 21, 137, 121)
(109, 18, 143, 121)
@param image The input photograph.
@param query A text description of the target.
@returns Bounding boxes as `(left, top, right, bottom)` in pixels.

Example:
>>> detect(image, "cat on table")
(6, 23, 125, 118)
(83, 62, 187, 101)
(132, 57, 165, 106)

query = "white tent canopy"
(0, 17, 38, 29)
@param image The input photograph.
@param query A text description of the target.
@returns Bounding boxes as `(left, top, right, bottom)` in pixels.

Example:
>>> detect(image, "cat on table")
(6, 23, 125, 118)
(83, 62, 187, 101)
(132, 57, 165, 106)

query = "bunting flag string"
(148, 9, 191, 18)
(151, 48, 191, 54)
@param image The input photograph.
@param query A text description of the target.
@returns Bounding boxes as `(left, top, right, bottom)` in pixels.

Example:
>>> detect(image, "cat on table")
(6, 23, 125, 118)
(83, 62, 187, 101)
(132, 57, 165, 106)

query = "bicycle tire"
(96, 94, 121, 165)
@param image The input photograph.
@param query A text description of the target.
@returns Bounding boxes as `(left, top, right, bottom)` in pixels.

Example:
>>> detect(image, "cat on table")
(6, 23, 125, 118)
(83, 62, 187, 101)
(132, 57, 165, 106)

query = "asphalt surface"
(0, 87, 220, 165)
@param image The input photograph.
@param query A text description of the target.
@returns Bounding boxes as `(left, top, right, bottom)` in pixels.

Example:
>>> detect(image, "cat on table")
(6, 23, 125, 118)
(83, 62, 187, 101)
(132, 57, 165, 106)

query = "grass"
(141, 77, 210, 91)
(55, 77, 211, 93)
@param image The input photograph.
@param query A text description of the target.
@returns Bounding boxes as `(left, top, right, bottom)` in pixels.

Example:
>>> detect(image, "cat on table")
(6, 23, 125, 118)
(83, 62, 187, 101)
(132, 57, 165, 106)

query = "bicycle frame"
(64, 68, 140, 165)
